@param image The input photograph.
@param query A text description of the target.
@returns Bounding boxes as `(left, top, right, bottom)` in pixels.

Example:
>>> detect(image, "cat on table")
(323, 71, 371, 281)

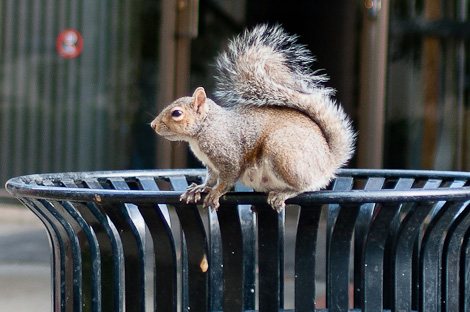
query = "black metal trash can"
(6, 169, 470, 312)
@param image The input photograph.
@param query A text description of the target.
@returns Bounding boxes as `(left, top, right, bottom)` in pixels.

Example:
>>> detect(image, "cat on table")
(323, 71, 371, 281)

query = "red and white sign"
(56, 29, 83, 59)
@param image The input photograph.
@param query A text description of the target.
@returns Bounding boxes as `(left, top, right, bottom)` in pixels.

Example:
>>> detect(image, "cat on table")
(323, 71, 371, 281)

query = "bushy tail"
(214, 24, 355, 167)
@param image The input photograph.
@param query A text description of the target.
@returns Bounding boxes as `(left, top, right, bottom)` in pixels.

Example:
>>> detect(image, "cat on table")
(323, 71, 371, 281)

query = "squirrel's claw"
(267, 191, 302, 212)
(267, 192, 288, 212)
(203, 192, 220, 212)
(180, 183, 211, 204)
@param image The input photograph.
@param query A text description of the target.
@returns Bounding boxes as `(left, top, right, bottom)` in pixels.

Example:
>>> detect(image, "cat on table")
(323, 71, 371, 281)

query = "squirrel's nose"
(150, 120, 157, 131)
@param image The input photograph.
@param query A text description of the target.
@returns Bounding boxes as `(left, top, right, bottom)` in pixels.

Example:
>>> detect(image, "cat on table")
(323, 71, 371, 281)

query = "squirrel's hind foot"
(203, 191, 221, 212)
(267, 191, 300, 212)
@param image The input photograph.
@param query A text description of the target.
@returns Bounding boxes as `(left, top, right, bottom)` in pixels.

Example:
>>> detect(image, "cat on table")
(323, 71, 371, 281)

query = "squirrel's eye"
(171, 110, 182, 117)
(170, 108, 184, 120)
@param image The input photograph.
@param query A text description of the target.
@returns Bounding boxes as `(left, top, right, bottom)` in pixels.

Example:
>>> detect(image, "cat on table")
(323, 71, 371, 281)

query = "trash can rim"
(5, 168, 470, 205)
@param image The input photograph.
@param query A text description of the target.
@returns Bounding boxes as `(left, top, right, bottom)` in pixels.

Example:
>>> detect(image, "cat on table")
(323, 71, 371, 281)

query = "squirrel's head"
(150, 87, 209, 141)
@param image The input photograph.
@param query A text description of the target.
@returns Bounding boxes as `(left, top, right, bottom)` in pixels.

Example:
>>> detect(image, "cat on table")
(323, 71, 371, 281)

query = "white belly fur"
(239, 159, 290, 192)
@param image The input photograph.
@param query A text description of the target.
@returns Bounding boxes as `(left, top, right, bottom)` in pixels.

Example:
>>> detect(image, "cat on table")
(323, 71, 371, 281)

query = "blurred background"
(0, 0, 469, 185)
(0, 1, 469, 310)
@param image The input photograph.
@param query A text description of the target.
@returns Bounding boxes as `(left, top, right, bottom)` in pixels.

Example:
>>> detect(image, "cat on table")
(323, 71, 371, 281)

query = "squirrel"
(150, 24, 355, 212)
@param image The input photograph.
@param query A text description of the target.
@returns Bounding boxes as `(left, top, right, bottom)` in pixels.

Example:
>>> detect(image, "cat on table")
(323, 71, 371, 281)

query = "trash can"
(6, 169, 470, 312)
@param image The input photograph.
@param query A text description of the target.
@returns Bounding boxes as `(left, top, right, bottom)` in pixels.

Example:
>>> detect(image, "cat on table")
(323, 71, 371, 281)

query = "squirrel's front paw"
(180, 183, 211, 204)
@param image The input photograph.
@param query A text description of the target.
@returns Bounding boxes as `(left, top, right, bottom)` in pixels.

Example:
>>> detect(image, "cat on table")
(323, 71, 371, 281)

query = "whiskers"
(146, 111, 157, 127)
(146, 111, 156, 119)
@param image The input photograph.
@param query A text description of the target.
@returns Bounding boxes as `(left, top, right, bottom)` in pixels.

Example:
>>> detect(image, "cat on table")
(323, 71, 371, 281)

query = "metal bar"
(390, 201, 434, 311)
(60, 180, 102, 311)
(208, 204, 223, 311)
(8, 167, 470, 183)
(136, 177, 177, 312)
(9, 182, 470, 206)
(6, 169, 470, 312)
(326, 177, 353, 309)
(462, 226, 470, 311)
(85, 200, 125, 312)
(83, 179, 128, 312)
(362, 202, 401, 311)
(138, 177, 172, 225)
(106, 178, 146, 312)
(56, 200, 100, 311)
(327, 203, 360, 312)
(69, 178, 127, 311)
(362, 178, 414, 311)
(326, 177, 354, 242)
(168, 176, 190, 312)
(294, 204, 322, 311)
(25, 198, 66, 312)
(36, 198, 83, 312)
(442, 201, 470, 312)
(217, 204, 245, 311)
(257, 204, 284, 312)
(169, 176, 209, 312)
(384, 178, 441, 309)
(389, 179, 443, 311)
(235, 183, 256, 310)
(420, 200, 466, 311)
(139, 202, 178, 312)
(353, 177, 386, 308)
(173, 202, 210, 312)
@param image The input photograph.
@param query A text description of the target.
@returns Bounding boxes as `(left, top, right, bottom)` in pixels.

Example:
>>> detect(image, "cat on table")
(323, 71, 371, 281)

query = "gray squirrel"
(150, 24, 355, 211)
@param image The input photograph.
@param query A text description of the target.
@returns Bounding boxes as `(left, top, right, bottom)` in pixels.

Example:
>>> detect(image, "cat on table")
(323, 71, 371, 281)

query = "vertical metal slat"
(137, 177, 177, 312)
(217, 204, 245, 311)
(169, 176, 209, 312)
(420, 200, 467, 311)
(353, 177, 386, 308)
(326, 176, 353, 311)
(294, 204, 322, 311)
(107, 177, 147, 312)
(257, 204, 284, 312)
(362, 178, 414, 311)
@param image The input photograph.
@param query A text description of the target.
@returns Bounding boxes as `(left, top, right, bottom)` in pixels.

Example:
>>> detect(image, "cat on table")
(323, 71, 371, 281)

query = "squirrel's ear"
(192, 87, 207, 115)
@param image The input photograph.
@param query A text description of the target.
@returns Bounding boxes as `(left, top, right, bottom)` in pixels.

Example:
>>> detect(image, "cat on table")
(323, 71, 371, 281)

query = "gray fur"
(214, 24, 355, 168)
(151, 25, 356, 212)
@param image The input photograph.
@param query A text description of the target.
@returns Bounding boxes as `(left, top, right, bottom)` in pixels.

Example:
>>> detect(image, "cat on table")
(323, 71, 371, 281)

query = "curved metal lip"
(5, 168, 470, 205)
